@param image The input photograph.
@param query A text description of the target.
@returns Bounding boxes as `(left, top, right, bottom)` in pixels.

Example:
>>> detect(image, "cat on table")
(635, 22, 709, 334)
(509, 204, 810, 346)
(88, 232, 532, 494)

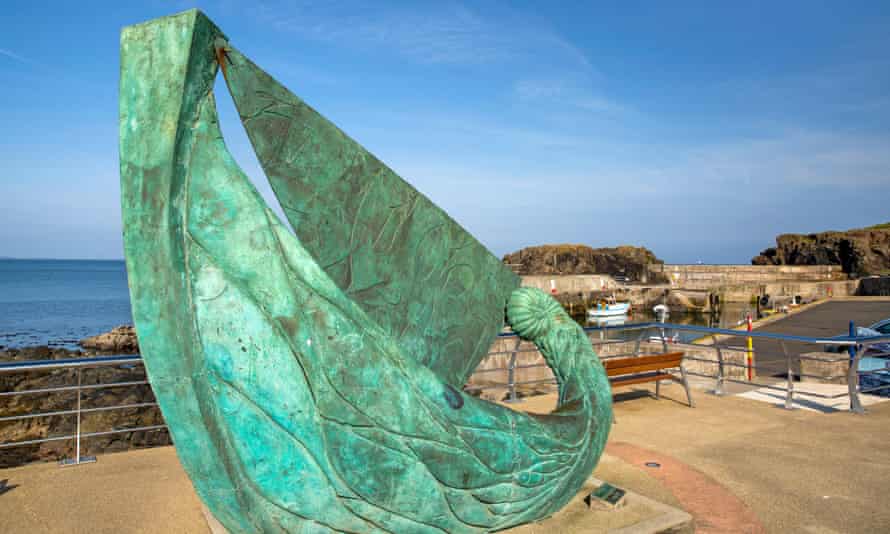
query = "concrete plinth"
(800, 351, 849, 384)
(200, 476, 692, 534)
(510, 477, 693, 533)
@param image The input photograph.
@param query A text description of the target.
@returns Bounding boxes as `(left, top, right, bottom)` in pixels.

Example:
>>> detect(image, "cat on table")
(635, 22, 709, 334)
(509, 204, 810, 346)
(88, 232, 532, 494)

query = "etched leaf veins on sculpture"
(120, 10, 612, 533)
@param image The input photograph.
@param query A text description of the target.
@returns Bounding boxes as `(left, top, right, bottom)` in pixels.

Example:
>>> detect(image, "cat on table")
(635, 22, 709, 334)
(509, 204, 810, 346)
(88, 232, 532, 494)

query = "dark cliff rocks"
(752, 223, 890, 276)
(503, 244, 667, 283)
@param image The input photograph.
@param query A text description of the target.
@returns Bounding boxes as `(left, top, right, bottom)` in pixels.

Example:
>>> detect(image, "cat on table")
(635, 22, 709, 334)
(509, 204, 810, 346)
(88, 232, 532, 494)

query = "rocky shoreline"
(752, 222, 890, 276)
(503, 244, 668, 283)
(0, 326, 164, 468)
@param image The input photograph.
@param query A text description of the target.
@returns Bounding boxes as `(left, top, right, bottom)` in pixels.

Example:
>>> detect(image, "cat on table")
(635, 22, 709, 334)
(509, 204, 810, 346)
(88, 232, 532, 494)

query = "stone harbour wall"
(649, 264, 846, 290)
(466, 334, 752, 401)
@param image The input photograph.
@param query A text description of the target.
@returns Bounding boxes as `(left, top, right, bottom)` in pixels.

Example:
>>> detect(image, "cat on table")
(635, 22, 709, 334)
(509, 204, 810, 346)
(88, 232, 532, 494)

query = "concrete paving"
(0, 446, 685, 534)
(736, 381, 890, 413)
(607, 383, 890, 533)
(0, 446, 208, 534)
(2, 382, 889, 533)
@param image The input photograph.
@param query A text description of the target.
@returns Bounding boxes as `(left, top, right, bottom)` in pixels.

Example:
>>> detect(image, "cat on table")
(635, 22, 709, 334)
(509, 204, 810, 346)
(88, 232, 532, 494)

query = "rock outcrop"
(503, 244, 667, 283)
(752, 223, 890, 276)
(0, 345, 165, 467)
(79, 325, 139, 353)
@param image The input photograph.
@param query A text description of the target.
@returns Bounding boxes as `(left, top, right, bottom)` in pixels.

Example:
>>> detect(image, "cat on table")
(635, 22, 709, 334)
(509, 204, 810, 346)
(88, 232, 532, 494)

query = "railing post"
(712, 335, 725, 396)
(781, 341, 795, 410)
(847, 343, 867, 414)
(60, 367, 96, 467)
(505, 337, 522, 404)
(633, 329, 644, 356)
(76, 367, 82, 463)
(657, 316, 668, 353)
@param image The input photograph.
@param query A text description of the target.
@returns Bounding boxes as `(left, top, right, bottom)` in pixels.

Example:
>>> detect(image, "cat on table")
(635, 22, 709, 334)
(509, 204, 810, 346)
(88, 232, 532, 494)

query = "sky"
(1, 1, 888, 263)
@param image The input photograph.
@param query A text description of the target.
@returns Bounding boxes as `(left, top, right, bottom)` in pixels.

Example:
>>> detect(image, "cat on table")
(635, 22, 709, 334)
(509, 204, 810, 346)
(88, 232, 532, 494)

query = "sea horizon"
(0, 259, 133, 350)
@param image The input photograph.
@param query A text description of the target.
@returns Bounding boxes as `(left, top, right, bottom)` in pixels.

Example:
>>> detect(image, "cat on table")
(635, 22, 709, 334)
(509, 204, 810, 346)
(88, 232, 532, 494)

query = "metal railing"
(1, 321, 889, 466)
(0, 355, 167, 466)
(465, 322, 890, 414)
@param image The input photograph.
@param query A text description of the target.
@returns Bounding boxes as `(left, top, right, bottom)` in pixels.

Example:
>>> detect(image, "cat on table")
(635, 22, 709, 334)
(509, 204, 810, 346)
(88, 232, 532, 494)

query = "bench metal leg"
(679, 366, 695, 408)
(655, 379, 660, 400)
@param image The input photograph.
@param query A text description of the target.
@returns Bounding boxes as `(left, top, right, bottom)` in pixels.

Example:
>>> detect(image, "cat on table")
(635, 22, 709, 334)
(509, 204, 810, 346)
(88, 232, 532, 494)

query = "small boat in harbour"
(588, 315, 628, 327)
(587, 295, 631, 318)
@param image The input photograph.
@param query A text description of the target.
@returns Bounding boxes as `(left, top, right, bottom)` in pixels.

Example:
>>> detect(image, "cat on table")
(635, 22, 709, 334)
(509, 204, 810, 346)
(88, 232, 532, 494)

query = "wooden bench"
(603, 352, 694, 407)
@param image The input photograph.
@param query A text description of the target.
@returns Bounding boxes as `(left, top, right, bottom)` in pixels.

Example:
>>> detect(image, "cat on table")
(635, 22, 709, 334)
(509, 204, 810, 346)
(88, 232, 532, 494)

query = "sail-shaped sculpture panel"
(220, 48, 516, 385)
(120, 10, 612, 533)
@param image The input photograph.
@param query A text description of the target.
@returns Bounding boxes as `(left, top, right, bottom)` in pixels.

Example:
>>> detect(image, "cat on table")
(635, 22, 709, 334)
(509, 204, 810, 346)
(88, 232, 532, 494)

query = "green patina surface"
(120, 10, 612, 533)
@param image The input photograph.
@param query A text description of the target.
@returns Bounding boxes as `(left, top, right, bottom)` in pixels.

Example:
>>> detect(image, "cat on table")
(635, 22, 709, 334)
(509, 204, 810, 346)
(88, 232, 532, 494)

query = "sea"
(0, 259, 133, 350)
(0, 258, 751, 350)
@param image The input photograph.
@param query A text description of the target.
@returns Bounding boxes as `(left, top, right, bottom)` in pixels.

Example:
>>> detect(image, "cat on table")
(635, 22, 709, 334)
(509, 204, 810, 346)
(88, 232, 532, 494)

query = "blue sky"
(1, 1, 888, 262)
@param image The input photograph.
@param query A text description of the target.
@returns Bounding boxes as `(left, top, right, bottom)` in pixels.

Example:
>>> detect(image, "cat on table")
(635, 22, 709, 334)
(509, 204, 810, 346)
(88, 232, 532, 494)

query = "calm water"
(0, 258, 756, 350)
(0, 259, 132, 349)
(574, 303, 755, 344)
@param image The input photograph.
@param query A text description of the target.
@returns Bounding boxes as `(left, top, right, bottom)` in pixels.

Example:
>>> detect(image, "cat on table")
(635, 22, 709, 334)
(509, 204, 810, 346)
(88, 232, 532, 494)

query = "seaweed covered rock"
(79, 325, 139, 353)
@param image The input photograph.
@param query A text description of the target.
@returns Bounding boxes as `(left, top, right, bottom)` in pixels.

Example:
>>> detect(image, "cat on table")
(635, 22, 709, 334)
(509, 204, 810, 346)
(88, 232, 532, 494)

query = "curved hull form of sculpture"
(120, 10, 612, 533)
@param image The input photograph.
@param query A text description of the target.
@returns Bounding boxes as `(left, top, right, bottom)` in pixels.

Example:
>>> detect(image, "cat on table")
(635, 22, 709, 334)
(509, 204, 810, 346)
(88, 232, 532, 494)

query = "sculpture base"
(509, 477, 693, 534)
(200, 477, 692, 534)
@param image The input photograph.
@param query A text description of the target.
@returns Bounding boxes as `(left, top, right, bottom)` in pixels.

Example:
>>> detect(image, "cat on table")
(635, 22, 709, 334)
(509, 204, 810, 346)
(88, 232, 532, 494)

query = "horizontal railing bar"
(486, 349, 544, 356)
(0, 402, 159, 422)
(78, 402, 159, 415)
(469, 368, 504, 375)
(0, 355, 143, 373)
(0, 408, 80, 422)
(0, 425, 169, 449)
(513, 378, 558, 386)
(514, 363, 548, 370)
(860, 383, 890, 393)
(798, 355, 853, 362)
(80, 424, 168, 439)
(463, 383, 507, 391)
(0, 434, 77, 448)
(857, 368, 890, 376)
(498, 321, 890, 346)
(797, 373, 849, 380)
(0, 380, 151, 397)
(681, 356, 782, 370)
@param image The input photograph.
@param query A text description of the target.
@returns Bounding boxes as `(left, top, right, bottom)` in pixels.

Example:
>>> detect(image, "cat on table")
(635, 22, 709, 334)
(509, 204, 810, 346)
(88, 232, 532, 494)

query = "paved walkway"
(517, 382, 890, 533)
(0, 446, 208, 534)
(736, 381, 890, 413)
(2, 382, 889, 533)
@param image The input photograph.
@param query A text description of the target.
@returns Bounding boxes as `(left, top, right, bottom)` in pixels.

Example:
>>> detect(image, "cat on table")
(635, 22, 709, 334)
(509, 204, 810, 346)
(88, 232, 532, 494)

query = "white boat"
(588, 315, 628, 327)
(587, 296, 631, 318)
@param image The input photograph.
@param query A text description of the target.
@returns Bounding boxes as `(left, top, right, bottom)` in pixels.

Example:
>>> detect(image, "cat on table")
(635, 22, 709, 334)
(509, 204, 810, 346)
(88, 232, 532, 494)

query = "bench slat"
(607, 362, 680, 376)
(603, 352, 684, 377)
(610, 372, 676, 387)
